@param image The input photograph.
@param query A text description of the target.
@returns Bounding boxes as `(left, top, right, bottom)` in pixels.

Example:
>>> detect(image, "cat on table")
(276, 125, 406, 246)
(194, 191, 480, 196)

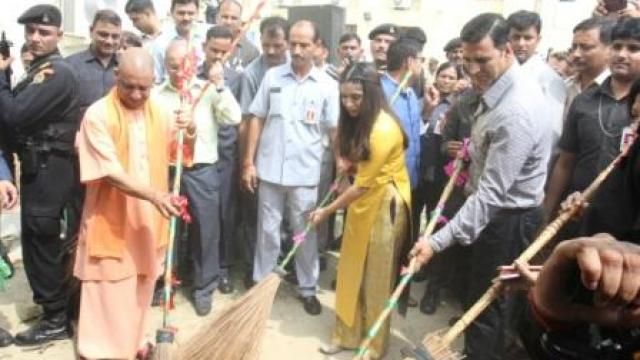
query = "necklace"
(598, 94, 623, 138)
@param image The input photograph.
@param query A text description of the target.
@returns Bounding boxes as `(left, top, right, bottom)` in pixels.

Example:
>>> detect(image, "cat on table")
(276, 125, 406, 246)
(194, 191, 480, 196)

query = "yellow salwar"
(333, 111, 411, 359)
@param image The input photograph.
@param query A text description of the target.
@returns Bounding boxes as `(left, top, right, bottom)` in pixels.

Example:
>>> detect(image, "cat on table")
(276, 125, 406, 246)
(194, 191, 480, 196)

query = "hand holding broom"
(353, 140, 470, 360)
(404, 128, 639, 360)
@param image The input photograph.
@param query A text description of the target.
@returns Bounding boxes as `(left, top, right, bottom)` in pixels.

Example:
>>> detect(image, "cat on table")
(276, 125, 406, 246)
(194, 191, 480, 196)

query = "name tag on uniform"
(269, 87, 281, 93)
(621, 125, 635, 152)
(304, 100, 317, 124)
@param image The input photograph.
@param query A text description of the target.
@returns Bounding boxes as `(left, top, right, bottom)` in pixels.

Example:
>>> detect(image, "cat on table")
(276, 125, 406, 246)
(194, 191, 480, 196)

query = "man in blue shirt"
(380, 37, 424, 236)
(242, 20, 339, 316)
(0, 151, 18, 347)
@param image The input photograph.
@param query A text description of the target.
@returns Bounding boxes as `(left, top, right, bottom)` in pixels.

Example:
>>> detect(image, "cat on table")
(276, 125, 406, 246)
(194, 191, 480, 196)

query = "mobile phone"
(604, 0, 627, 12)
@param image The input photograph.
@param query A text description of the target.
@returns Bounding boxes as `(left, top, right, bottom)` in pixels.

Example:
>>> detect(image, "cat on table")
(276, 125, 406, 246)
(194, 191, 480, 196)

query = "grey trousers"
(182, 164, 221, 300)
(254, 181, 319, 297)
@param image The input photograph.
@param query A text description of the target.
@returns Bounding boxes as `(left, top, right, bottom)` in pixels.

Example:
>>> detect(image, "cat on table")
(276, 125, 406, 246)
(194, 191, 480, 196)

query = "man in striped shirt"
(411, 13, 552, 360)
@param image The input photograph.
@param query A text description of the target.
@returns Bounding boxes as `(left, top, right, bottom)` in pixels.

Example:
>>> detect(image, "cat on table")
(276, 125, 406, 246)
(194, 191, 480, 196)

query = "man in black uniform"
(0, 4, 80, 346)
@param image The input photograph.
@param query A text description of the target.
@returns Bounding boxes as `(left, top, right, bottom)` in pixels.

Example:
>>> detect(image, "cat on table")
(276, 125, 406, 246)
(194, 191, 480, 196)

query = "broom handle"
(162, 129, 185, 328)
(355, 153, 466, 359)
(192, 0, 267, 109)
(437, 136, 635, 347)
(277, 175, 344, 271)
(389, 72, 413, 105)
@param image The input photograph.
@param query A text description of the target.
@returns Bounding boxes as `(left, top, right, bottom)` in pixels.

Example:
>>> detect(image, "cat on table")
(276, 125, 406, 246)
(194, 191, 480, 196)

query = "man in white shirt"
(507, 10, 567, 142)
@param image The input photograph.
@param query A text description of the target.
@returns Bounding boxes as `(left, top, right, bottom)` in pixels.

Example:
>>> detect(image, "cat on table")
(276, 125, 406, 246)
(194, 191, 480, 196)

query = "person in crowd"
(242, 20, 339, 315)
(154, 38, 241, 316)
(593, 0, 640, 18)
(418, 61, 464, 315)
(149, 0, 205, 84)
(216, 0, 260, 71)
(119, 31, 143, 53)
(0, 4, 80, 346)
(74, 48, 195, 359)
(200, 25, 243, 295)
(547, 51, 573, 79)
(20, 43, 34, 70)
(563, 17, 614, 115)
(443, 37, 464, 66)
(310, 62, 411, 360)
(380, 38, 422, 239)
(411, 13, 551, 359)
(66, 9, 121, 117)
(545, 18, 640, 239)
(368, 23, 398, 72)
(237, 16, 289, 288)
(124, 0, 163, 44)
(507, 10, 567, 142)
(337, 32, 364, 65)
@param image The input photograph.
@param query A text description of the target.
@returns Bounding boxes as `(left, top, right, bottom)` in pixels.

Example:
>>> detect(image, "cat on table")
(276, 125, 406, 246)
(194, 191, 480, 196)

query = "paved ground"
(0, 210, 463, 360)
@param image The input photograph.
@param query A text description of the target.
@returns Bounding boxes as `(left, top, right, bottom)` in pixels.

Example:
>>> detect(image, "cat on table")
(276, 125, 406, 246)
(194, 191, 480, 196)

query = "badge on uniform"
(304, 100, 317, 124)
(621, 125, 635, 152)
(33, 68, 54, 85)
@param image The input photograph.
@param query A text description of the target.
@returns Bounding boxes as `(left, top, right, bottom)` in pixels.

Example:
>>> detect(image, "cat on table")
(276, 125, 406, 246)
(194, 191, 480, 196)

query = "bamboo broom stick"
(416, 129, 639, 359)
(354, 143, 468, 360)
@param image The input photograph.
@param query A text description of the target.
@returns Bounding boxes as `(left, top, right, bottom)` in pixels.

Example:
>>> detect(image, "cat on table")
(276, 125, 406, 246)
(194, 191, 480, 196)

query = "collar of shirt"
(281, 64, 322, 83)
(158, 78, 208, 93)
(381, 72, 416, 97)
(566, 68, 611, 91)
(78, 46, 118, 68)
(481, 62, 519, 111)
(594, 76, 626, 101)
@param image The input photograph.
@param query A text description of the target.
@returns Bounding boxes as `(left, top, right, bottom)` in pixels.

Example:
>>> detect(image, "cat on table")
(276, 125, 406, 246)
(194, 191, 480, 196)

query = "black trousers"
(216, 153, 238, 274)
(20, 153, 76, 317)
(463, 207, 543, 360)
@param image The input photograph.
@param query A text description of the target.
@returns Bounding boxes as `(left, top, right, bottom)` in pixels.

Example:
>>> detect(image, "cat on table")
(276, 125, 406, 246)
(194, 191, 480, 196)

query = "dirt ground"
(0, 210, 462, 360)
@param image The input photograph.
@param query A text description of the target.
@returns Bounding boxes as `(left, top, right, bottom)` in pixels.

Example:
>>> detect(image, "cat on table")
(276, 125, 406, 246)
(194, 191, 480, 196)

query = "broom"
(154, 129, 186, 360)
(353, 139, 470, 360)
(176, 175, 344, 360)
(175, 64, 413, 360)
(404, 128, 639, 360)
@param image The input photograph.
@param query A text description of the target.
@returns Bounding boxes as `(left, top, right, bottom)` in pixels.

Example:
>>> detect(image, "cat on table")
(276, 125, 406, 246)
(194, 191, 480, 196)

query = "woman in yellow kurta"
(309, 63, 411, 359)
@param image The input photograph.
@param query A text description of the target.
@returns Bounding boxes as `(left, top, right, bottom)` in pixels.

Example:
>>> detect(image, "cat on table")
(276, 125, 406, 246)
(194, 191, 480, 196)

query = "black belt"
(185, 163, 214, 171)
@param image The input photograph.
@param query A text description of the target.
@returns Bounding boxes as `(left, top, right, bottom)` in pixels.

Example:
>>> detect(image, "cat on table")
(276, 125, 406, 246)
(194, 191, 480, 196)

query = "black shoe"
(244, 272, 255, 290)
(0, 327, 13, 347)
(420, 289, 440, 315)
(300, 295, 322, 316)
(193, 296, 212, 317)
(14, 314, 69, 346)
(218, 276, 234, 294)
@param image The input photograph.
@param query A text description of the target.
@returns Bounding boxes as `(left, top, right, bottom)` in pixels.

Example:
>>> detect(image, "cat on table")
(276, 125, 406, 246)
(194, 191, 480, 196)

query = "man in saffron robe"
(73, 48, 196, 360)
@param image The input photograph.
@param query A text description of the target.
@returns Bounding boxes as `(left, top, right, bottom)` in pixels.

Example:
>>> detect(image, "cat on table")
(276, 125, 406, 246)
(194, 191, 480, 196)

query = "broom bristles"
(419, 332, 464, 360)
(177, 273, 282, 360)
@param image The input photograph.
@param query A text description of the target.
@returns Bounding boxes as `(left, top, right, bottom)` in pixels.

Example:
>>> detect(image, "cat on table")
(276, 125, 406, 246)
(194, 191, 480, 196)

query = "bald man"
(154, 39, 241, 316)
(74, 48, 196, 359)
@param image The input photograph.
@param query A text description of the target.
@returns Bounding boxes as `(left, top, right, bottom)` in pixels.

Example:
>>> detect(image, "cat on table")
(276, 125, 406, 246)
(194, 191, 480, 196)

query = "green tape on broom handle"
(162, 129, 185, 328)
(389, 72, 413, 105)
(277, 174, 345, 272)
(354, 154, 466, 360)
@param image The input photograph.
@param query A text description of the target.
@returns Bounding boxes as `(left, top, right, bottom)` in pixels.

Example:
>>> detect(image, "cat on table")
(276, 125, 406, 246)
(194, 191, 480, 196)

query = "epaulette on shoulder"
(30, 62, 55, 85)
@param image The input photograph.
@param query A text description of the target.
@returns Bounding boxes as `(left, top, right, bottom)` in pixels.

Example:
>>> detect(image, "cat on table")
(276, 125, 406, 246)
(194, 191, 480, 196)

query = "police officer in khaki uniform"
(0, 4, 80, 346)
